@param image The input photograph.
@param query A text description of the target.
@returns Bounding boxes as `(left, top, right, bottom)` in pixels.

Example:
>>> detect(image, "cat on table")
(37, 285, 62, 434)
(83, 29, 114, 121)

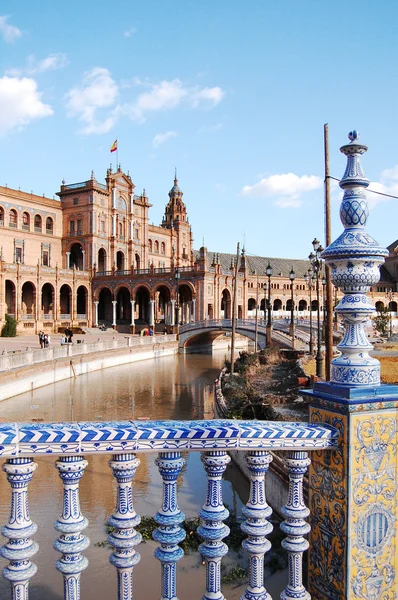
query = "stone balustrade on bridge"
(0, 418, 339, 600)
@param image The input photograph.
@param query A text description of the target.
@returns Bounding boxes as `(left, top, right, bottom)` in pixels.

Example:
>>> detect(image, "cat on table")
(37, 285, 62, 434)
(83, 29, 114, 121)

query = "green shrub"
(1, 314, 17, 337)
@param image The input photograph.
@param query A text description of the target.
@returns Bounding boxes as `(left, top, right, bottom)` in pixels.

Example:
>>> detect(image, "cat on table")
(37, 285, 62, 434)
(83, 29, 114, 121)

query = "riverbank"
(0, 336, 178, 401)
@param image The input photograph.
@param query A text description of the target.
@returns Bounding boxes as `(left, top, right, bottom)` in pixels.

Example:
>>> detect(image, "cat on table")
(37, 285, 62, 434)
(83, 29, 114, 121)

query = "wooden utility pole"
(230, 242, 240, 373)
(324, 124, 334, 380)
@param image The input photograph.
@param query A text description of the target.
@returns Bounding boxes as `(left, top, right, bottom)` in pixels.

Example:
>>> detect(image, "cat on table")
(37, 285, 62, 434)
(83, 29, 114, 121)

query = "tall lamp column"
(304, 269, 314, 355)
(309, 238, 324, 378)
(266, 262, 273, 347)
(174, 269, 180, 334)
(289, 268, 295, 350)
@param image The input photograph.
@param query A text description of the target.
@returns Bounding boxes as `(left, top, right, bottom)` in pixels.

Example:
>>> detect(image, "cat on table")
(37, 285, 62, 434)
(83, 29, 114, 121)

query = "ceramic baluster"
(153, 452, 186, 600)
(0, 457, 38, 600)
(54, 455, 89, 600)
(108, 453, 141, 600)
(280, 451, 311, 600)
(241, 451, 273, 600)
(198, 450, 231, 600)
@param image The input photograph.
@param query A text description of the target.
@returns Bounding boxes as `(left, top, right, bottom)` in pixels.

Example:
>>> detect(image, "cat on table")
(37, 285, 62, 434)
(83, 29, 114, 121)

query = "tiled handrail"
(0, 419, 338, 600)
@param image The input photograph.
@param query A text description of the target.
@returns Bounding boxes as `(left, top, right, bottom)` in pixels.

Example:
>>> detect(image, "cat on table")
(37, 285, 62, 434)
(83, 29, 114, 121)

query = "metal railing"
(0, 417, 338, 600)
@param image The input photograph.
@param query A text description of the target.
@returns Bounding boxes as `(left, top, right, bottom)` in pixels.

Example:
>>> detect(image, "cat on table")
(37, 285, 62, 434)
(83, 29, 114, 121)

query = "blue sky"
(0, 0, 397, 259)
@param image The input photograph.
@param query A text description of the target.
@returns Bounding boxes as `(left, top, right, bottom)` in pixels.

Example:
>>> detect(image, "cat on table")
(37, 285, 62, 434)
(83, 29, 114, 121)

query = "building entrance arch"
(5, 280, 16, 317)
(21, 282, 35, 316)
(116, 287, 131, 323)
(221, 289, 231, 319)
(77, 286, 88, 317)
(155, 285, 171, 324)
(98, 288, 113, 324)
(42, 283, 54, 316)
(60, 284, 72, 317)
(178, 284, 193, 324)
(299, 299, 307, 311)
(135, 286, 150, 323)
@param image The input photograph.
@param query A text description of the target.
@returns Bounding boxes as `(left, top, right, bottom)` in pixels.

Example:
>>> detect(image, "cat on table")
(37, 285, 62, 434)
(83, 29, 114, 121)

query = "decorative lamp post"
(174, 269, 180, 332)
(310, 240, 324, 378)
(322, 275, 327, 342)
(266, 262, 273, 347)
(386, 289, 395, 338)
(289, 268, 295, 349)
(304, 269, 314, 355)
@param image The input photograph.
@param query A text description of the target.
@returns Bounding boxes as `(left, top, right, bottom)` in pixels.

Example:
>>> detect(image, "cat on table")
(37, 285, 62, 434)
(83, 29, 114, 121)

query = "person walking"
(38, 331, 44, 348)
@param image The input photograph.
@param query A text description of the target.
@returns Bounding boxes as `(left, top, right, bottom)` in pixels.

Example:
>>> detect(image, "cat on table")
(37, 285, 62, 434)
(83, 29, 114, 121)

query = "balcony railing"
(46, 228, 53, 235)
(59, 314, 71, 320)
(0, 418, 338, 600)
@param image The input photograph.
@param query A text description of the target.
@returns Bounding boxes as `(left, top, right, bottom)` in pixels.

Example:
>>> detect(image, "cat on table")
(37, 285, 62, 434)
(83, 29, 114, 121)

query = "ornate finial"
(118, 163, 122, 172)
(142, 188, 146, 197)
(109, 163, 113, 173)
(174, 167, 178, 184)
(62, 179, 66, 185)
(91, 170, 95, 180)
(322, 131, 388, 386)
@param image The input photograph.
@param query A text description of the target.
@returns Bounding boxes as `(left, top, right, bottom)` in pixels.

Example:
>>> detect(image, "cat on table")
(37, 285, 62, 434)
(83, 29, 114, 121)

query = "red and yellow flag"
(110, 140, 117, 153)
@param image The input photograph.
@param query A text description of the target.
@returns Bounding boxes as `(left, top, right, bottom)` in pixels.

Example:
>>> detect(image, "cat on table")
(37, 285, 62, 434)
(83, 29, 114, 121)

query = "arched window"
(161, 242, 166, 255)
(118, 222, 123, 238)
(0, 206, 4, 225)
(154, 240, 159, 254)
(22, 212, 30, 231)
(46, 217, 53, 235)
(148, 239, 153, 252)
(34, 214, 42, 232)
(9, 209, 17, 228)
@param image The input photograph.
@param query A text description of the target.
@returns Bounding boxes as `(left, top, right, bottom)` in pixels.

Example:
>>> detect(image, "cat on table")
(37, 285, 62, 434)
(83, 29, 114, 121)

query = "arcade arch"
(41, 283, 54, 316)
(21, 282, 35, 316)
(5, 280, 15, 316)
(60, 284, 72, 316)
(70, 243, 84, 270)
(98, 288, 113, 323)
(221, 289, 232, 319)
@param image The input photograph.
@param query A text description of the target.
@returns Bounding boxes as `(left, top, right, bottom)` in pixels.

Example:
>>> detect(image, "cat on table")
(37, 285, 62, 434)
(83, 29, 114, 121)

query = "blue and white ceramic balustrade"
(322, 130, 388, 385)
(0, 419, 339, 600)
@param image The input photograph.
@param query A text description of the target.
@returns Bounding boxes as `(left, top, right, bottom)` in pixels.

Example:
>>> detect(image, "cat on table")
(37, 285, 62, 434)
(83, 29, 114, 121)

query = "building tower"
(162, 172, 192, 267)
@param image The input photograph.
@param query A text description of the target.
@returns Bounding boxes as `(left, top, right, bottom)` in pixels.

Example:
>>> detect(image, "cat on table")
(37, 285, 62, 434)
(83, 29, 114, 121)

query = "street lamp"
(309, 238, 324, 378)
(266, 262, 273, 347)
(322, 275, 327, 342)
(289, 268, 295, 349)
(385, 289, 395, 338)
(174, 269, 180, 331)
(304, 268, 314, 355)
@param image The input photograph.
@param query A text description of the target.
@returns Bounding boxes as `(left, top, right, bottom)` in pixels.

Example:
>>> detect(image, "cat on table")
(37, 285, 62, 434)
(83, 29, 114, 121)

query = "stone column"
(94, 301, 99, 327)
(191, 298, 196, 322)
(112, 215, 116, 237)
(304, 131, 398, 600)
(81, 250, 85, 271)
(149, 300, 155, 327)
(66, 252, 71, 269)
(112, 300, 117, 327)
(170, 300, 175, 326)
(130, 300, 135, 326)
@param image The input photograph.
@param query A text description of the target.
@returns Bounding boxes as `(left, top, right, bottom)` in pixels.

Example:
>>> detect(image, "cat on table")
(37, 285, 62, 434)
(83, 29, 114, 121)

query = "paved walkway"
(0, 330, 140, 353)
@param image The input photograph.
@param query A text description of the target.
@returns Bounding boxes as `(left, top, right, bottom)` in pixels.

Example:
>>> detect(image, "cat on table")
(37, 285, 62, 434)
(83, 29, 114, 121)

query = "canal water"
(0, 351, 257, 600)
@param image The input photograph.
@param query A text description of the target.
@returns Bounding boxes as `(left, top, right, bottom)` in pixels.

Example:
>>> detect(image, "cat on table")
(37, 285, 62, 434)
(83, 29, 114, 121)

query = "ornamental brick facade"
(0, 166, 395, 334)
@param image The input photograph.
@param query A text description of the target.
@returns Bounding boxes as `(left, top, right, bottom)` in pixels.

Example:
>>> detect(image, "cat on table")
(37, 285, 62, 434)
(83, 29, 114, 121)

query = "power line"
(328, 175, 398, 200)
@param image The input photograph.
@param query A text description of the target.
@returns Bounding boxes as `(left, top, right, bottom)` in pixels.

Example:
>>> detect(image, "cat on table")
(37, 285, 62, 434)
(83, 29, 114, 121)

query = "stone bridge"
(178, 319, 299, 351)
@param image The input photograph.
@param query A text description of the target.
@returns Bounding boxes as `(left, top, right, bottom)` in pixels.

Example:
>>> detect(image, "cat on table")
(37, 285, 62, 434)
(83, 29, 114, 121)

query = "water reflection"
(0, 351, 247, 599)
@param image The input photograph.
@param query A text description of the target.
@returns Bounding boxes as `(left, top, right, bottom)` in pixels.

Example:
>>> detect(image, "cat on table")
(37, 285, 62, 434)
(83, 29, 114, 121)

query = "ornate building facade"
(0, 165, 396, 334)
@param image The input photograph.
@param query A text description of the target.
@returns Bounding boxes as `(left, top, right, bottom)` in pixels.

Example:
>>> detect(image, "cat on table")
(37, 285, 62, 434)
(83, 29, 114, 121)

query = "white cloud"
(6, 53, 69, 76)
(124, 27, 137, 37)
(0, 16, 22, 43)
(152, 131, 177, 148)
(242, 173, 323, 201)
(124, 78, 225, 122)
(190, 86, 224, 107)
(65, 67, 118, 134)
(0, 76, 53, 135)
